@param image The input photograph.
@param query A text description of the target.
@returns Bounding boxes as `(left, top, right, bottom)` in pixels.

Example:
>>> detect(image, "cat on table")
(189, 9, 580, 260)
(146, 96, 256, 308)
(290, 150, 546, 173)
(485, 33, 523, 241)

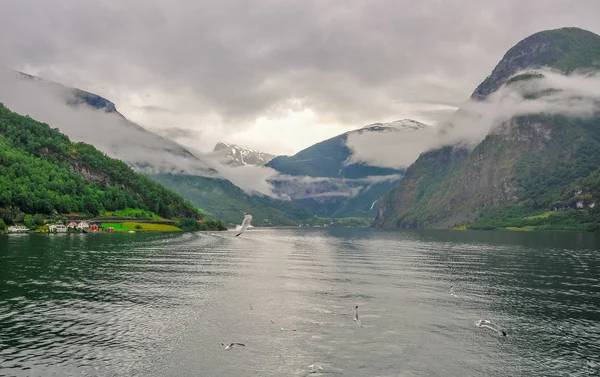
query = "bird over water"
(476, 320, 507, 336)
(221, 342, 245, 350)
(354, 305, 363, 327)
(235, 212, 253, 237)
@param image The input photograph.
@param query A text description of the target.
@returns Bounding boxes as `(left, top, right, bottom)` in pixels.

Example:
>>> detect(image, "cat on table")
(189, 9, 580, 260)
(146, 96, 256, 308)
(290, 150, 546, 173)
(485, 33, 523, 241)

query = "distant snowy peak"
(212, 142, 277, 166)
(358, 119, 429, 133)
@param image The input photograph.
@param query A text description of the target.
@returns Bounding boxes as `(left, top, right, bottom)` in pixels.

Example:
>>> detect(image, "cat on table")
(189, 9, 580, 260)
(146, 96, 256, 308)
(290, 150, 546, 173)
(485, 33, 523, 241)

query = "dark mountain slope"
(375, 27, 600, 230)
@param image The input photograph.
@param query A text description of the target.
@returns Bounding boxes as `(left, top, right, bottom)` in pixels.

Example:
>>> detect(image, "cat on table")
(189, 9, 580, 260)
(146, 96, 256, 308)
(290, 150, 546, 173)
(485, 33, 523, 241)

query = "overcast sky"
(1, 0, 599, 155)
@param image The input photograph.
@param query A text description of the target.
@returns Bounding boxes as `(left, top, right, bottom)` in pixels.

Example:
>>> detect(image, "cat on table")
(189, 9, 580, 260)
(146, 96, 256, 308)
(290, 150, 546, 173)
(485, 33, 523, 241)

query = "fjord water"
(1, 229, 599, 377)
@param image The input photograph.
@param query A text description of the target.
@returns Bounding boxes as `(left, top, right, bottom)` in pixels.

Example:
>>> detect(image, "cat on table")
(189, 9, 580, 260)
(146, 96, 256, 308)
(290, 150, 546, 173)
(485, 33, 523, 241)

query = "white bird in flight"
(221, 342, 245, 350)
(308, 364, 324, 373)
(353, 305, 363, 327)
(475, 320, 507, 336)
(450, 285, 457, 297)
(235, 212, 253, 237)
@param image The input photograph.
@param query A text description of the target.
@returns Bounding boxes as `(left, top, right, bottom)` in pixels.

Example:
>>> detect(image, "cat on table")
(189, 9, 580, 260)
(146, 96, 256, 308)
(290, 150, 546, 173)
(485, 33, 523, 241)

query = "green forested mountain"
(0, 104, 202, 224)
(374, 27, 600, 231)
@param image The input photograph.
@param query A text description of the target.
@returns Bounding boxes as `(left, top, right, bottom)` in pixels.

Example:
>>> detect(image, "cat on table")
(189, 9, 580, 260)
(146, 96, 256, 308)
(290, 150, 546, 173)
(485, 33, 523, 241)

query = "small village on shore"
(3, 218, 187, 234)
(7, 220, 131, 234)
(1, 211, 228, 234)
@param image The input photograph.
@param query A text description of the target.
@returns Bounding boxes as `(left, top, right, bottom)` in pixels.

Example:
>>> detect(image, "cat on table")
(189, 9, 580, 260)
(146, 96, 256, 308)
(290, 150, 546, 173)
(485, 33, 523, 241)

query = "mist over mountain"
(263, 120, 428, 217)
(267, 119, 427, 178)
(0, 71, 312, 224)
(2, 70, 214, 175)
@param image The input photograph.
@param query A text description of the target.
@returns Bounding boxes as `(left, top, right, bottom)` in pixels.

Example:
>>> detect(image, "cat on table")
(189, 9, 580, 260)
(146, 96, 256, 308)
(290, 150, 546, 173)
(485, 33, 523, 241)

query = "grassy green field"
(467, 207, 600, 231)
(99, 208, 163, 220)
(101, 222, 181, 232)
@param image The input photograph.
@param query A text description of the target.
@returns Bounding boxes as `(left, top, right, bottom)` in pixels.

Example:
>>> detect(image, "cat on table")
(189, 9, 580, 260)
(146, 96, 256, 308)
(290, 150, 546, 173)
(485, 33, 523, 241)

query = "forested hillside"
(0, 104, 202, 224)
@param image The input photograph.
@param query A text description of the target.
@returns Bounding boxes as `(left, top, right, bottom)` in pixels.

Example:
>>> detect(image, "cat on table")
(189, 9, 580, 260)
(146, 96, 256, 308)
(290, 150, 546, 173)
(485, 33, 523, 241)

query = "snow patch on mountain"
(212, 142, 277, 166)
(358, 119, 429, 133)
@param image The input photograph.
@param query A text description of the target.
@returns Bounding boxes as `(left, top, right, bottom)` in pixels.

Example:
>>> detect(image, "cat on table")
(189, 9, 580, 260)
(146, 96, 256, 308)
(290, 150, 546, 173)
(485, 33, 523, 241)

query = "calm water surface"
(0, 228, 599, 377)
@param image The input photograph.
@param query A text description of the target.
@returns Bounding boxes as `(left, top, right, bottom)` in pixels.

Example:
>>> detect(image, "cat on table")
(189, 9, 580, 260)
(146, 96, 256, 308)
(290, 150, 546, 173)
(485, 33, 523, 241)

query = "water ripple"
(1, 229, 599, 376)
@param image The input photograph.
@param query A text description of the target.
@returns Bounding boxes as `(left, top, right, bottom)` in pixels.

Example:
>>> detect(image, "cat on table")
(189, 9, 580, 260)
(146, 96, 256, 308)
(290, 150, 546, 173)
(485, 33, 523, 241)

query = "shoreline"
(3, 217, 227, 234)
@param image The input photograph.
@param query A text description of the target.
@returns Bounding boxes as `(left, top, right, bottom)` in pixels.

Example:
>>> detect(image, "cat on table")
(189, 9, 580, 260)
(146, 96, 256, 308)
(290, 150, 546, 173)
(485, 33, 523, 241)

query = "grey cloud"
(0, 70, 288, 198)
(137, 105, 176, 114)
(440, 69, 600, 146)
(0, 70, 217, 176)
(2, 0, 599, 129)
(202, 157, 282, 197)
(298, 189, 363, 199)
(155, 126, 201, 140)
(272, 174, 402, 185)
(345, 69, 600, 169)
(268, 173, 402, 200)
(345, 125, 438, 169)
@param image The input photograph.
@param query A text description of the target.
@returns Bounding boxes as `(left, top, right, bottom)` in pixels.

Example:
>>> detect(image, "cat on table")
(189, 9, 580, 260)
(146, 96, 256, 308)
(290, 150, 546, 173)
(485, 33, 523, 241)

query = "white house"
(77, 221, 90, 230)
(49, 224, 67, 233)
(8, 226, 30, 233)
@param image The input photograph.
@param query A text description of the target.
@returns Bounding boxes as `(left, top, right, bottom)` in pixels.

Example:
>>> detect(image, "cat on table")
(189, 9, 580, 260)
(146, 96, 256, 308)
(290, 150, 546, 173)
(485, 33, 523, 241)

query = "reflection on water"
(1, 229, 599, 376)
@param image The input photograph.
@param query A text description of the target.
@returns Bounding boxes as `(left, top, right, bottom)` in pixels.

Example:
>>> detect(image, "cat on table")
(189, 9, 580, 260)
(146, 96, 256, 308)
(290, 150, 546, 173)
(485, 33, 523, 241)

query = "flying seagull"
(475, 320, 507, 336)
(221, 342, 245, 350)
(235, 212, 253, 237)
(353, 305, 363, 327)
(308, 364, 324, 374)
(450, 285, 457, 297)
